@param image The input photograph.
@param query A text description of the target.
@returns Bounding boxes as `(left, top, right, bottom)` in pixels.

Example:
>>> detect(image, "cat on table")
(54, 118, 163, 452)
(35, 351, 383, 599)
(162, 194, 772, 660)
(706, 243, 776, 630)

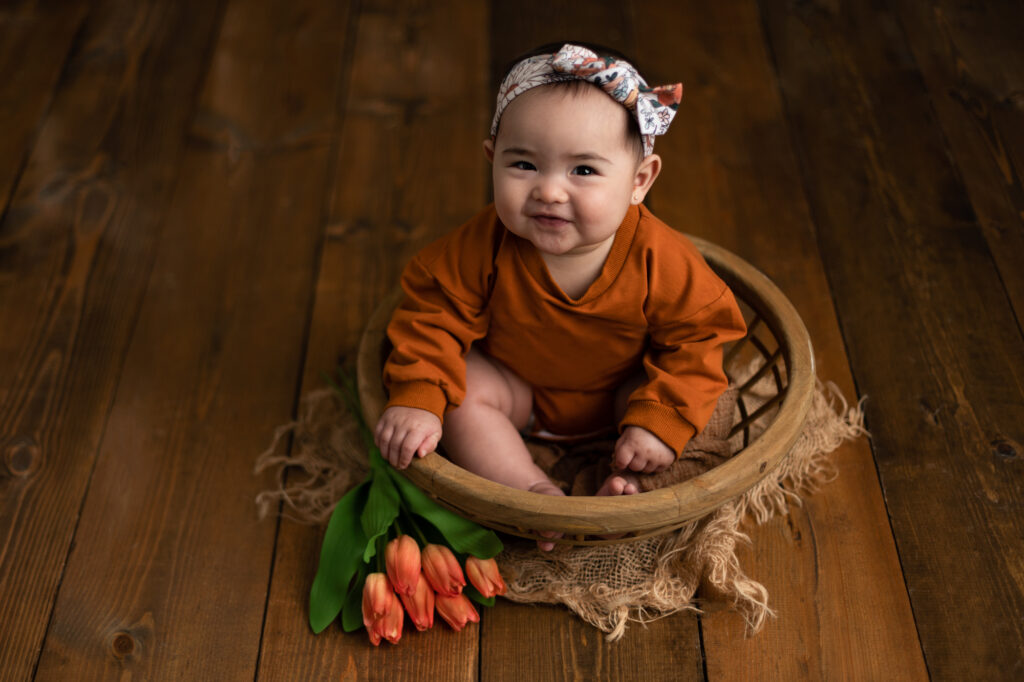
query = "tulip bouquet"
(310, 371, 507, 645)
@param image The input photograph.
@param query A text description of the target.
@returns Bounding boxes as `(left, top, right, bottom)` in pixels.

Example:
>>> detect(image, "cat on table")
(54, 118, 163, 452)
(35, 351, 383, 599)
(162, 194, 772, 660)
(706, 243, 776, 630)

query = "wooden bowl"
(357, 236, 814, 544)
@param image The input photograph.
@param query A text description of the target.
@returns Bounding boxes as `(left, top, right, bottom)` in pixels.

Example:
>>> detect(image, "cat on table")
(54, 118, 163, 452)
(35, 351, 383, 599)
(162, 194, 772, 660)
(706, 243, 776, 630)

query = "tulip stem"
(375, 534, 386, 573)
(399, 502, 430, 546)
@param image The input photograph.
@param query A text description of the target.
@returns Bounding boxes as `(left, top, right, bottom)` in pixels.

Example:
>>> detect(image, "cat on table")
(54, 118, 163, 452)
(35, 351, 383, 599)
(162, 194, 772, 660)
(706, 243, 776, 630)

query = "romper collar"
(513, 204, 641, 305)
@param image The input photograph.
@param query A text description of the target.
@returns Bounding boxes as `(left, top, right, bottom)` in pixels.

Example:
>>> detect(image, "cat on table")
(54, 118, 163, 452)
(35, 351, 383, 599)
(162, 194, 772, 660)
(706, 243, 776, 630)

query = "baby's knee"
(461, 349, 532, 428)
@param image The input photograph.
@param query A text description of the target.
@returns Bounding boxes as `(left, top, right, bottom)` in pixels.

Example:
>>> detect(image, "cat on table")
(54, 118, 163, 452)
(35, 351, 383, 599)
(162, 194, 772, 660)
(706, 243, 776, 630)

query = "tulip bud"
(399, 571, 435, 631)
(421, 544, 466, 596)
(362, 573, 403, 646)
(376, 598, 404, 645)
(362, 573, 394, 625)
(385, 535, 421, 596)
(435, 592, 479, 632)
(465, 556, 507, 598)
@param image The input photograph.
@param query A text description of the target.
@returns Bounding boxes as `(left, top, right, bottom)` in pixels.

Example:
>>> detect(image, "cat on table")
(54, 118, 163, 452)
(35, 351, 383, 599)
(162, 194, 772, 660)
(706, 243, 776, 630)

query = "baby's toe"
(596, 473, 641, 497)
(537, 529, 561, 551)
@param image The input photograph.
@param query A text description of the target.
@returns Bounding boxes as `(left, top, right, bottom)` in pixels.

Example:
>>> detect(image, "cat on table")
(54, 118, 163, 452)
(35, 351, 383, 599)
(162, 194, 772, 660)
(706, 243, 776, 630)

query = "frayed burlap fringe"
(497, 379, 866, 640)
(254, 388, 369, 524)
(255, 376, 866, 641)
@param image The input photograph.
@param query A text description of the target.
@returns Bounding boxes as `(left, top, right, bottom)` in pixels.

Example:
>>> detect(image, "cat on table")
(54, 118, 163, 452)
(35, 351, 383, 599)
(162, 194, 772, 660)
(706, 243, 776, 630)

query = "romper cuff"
(385, 381, 450, 424)
(619, 400, 697, 458)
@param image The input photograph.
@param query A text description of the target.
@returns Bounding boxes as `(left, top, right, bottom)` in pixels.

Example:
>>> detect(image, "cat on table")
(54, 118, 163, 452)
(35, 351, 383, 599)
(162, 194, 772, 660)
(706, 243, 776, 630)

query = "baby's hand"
(612, 426, 675, 474)
(374, 406, 442, 470)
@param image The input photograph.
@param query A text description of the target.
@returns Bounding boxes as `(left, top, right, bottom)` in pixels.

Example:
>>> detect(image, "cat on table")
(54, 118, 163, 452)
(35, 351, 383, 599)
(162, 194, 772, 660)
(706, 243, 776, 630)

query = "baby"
(374, 43, 746, 532)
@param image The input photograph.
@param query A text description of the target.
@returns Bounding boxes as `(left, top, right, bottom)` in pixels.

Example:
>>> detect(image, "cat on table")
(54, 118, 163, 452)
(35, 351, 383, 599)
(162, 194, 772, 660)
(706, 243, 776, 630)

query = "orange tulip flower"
(370, 597, 404, 645)
(362, 573, 403, 646)
(421, 544, 465, 596)
(435, 592, 479, 632)
(399, 571, 435, 631)
(385, 535, 421, 596)
(361, 572, 394, 623)
(465, 556, 507, 598)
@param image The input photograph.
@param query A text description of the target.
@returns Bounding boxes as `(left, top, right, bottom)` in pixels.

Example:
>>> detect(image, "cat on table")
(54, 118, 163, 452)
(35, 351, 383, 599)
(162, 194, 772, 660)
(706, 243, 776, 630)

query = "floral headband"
(490, 43, 683, 157)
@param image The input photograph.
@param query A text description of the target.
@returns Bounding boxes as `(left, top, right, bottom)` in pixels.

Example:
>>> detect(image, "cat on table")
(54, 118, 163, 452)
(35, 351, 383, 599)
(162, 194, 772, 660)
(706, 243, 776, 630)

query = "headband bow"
(490, 44, 683, 156)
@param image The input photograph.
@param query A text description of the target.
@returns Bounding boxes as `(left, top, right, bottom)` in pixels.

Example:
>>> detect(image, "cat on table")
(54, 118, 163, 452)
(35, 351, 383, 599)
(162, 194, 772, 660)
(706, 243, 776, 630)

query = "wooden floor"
(2, 0, 1022, 679)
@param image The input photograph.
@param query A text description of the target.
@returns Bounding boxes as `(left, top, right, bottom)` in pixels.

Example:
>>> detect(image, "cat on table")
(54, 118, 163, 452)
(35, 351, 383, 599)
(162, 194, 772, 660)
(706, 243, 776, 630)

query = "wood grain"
(760, 0, 1024, 677)
(0, 1, 222, 679)
(30, 0, 345, 677)
(482, 603, 704, 681)
(891, 0, 1024, 327)
(0, 0, 89, 213)
(256, 1, 488, 677)
(634, 1, 928, 679)
(1, 0, 1021, 678)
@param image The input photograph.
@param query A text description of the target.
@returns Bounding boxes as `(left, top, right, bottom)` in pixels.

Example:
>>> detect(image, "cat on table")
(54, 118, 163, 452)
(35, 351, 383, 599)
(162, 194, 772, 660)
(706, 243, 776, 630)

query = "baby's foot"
(527, 480, 565, 551)
(595, 473, 641, 540)
(595, 472, 641, 496)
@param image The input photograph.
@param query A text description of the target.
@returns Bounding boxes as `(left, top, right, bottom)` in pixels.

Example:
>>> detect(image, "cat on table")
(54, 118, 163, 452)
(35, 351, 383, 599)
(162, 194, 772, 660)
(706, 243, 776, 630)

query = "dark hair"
(495, 41, 645, 159)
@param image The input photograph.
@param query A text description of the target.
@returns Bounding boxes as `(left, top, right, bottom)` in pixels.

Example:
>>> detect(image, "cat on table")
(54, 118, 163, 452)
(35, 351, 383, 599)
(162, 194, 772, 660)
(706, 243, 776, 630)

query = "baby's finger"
(385, 427, 409, 467)
(642, 459, 660, 474)
(611, 446, 633, 471)
(383, 439, 401, 467)
(376, 427, 395, 462)
(627, 454, 648, 472)
(397, 430, 424, 469)
(418, 431, 441, 457)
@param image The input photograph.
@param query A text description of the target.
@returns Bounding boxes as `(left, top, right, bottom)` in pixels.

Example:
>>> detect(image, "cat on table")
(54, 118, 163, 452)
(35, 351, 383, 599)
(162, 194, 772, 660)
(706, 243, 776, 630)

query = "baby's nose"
(532, 175, 568, 203)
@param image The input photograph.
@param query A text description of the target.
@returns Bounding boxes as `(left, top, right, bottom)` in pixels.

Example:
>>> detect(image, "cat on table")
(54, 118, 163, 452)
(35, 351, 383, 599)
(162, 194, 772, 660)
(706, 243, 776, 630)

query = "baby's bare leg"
(443, 349, 563, 550)
(442, 349, 562, 495)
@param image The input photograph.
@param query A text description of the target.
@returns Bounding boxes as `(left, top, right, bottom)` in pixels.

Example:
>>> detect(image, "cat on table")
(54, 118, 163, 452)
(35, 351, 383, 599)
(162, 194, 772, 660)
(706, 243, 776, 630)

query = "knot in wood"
(991, 439, 1017, 459)
(112, 632, 135, 658)
(3, 436, 40, 477)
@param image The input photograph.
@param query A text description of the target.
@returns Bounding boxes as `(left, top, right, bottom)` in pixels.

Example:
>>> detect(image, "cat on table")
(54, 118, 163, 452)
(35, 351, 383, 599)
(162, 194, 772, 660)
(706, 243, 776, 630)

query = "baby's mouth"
(531, 213, 571, 228)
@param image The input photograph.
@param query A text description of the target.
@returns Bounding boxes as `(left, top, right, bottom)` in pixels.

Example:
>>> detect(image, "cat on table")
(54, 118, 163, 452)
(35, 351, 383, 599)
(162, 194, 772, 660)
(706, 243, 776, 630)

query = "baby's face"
(486, 85, 659, 258)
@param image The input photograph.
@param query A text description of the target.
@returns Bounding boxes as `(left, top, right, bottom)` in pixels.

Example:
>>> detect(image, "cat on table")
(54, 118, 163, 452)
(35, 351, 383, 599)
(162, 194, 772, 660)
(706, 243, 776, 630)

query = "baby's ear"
(631, 153, 662, 205)
(483, 139, 495, 163)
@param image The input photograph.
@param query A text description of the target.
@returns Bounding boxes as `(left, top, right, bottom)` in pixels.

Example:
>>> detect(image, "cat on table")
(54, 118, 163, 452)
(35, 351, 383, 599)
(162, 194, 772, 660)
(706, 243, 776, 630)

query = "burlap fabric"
(255, 372, 865, 640)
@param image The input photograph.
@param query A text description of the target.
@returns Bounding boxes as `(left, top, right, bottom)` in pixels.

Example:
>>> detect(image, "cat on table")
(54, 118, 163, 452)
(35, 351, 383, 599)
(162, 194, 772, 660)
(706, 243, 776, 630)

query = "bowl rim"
(357, 235, 815, 538)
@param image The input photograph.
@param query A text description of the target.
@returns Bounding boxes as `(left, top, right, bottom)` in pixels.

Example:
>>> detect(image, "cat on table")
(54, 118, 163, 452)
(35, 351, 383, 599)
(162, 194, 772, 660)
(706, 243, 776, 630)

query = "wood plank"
(0, 0, 89, 213)
(0, 1, 223, 679)
(483, 603, 703, 681)
(487, 1, 635, 82)
(256, 0, 489, 677)
(891, 0, 1024, 345)
(759, 0, 1024, 678)
(634, 1, 928, 679)
(29, 0, 346, 677)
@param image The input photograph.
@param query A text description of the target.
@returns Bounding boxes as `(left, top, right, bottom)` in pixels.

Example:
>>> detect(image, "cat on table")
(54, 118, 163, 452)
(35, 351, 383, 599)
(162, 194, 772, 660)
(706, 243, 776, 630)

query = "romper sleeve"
(619, 237, 747, 457)
(382, 208, 500, 422)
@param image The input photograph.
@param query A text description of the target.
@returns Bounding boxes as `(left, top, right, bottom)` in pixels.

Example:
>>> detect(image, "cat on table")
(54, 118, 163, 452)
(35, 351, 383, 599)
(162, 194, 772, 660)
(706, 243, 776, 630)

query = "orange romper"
(383, 204, 747, 456)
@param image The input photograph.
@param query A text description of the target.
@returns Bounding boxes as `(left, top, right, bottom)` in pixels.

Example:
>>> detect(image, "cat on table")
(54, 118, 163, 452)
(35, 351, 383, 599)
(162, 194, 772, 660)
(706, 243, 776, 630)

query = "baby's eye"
(572, 165, 596, 176)
(511, 160, 536, 171)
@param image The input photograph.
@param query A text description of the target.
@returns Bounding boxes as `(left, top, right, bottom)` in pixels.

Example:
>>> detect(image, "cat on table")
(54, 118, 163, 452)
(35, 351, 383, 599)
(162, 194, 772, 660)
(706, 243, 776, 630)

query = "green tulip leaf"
(385, 466, 503, 558)
(309, 480, 370, 633)
(341, 563, 370, 633)
(361, 471, 400, 562)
